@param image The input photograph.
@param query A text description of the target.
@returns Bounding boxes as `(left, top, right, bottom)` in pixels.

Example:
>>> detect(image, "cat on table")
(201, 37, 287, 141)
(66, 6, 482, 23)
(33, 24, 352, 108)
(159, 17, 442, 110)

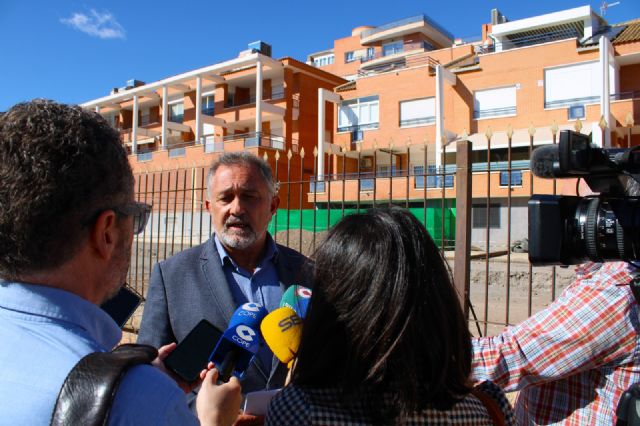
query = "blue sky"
(1, 0, 638, 111)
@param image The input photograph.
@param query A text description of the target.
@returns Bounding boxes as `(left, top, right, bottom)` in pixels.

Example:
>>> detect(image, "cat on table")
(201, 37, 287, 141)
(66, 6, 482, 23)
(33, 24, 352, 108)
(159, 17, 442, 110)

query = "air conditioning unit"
(360, 157, 373, 168)
(568, 105, 585, 120)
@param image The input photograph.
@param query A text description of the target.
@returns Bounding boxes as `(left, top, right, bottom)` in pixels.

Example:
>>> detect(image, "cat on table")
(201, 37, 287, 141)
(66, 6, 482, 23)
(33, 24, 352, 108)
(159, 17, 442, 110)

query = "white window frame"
(201, 91, 215, 116)
(544, 61, 604, 109)
(473, 86, 517, 120)
(400, 97, 436, 128)
(382, 41, 403, 56)
(168, 100, 184, 123)
(338, 96, 379, 132)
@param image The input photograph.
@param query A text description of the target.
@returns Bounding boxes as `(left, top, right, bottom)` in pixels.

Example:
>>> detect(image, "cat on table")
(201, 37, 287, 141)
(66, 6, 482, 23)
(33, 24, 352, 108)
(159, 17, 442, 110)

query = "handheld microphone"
(210, 303, 267, 382)
(279, 285, 312, 318)
(260, 306, 303, 368)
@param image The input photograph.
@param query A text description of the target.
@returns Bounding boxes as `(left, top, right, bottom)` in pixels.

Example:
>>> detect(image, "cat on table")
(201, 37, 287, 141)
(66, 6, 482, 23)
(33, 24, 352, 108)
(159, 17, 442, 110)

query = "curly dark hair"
(0, 100, 133, 279)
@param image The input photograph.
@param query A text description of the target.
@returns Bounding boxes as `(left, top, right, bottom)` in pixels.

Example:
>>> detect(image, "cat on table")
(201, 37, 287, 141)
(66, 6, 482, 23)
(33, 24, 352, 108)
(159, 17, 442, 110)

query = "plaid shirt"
(472, 262, 640, 425)
(266, 381, 515, 425)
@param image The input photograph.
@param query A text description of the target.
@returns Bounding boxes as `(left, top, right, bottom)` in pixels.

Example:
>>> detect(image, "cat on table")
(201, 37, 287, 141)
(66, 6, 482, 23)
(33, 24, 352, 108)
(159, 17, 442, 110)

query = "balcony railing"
(360, 41, 434, 64)
(310, 167, 457, 193)
(358, 53, 440, 77)
(473, 106, 517, 119)
(224, 89, 286, 108)
(477, 28, 581, 54)
(545, 92, 640, 109)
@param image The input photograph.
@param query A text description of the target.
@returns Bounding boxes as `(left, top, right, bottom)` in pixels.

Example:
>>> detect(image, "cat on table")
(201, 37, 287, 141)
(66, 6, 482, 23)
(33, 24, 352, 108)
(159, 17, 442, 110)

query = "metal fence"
(126, 116, 637, 338)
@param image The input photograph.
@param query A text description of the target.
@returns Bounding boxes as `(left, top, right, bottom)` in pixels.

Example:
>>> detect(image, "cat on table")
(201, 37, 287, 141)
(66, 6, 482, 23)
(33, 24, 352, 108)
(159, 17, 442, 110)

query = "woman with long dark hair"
(267, 208, 513, 425)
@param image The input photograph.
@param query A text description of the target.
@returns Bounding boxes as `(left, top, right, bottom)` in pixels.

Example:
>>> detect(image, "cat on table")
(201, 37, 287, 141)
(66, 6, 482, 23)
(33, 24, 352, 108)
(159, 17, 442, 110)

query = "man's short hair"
(206, 152, 278, 199)
(0, 100, 134, 279)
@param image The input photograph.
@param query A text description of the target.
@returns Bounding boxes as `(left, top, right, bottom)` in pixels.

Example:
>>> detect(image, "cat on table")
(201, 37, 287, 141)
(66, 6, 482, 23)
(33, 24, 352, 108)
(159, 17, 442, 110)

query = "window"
(169, 102, 184, 123)
(473, 204, 501, 228)
(413, 165, 454, 189)
(474, 86, 516, 119)
(201, 95, 215, 116)
(499, 170, 523, 186)
(345, 51, 356, 63)
(140, 108, 151, 126)
(544, 61, 605, 109)
(400, 98, 435, 127)
(271, 84, 284, 99)
(382, 41, 403, 56)
(313, 54, 334, 67)
(366, 47, 375, 60)
(338, 96, 379, 132)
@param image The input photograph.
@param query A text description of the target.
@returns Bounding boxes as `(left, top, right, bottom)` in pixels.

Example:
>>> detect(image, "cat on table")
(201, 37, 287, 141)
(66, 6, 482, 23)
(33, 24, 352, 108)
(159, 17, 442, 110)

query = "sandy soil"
(124, 229, 575, 340)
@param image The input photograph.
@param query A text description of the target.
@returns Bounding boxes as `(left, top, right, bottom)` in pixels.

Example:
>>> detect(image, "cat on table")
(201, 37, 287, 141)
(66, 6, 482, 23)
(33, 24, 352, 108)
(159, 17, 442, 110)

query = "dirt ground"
(124, 229, 575, 341)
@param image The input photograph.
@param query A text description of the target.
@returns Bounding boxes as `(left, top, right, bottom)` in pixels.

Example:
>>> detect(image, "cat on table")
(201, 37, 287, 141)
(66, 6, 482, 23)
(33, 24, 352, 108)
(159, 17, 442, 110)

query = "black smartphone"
(100, 286, 142, 328)
(164, 319, 224, 383)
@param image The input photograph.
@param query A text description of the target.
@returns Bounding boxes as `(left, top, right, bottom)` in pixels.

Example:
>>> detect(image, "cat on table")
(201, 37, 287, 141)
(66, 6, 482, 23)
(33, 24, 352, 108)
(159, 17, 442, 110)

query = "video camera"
(528, 130, 640, 266)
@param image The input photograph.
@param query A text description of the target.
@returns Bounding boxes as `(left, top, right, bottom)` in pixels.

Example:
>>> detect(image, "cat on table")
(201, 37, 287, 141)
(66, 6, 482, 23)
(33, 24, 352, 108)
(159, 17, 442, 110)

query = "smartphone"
(100, 286, 142, 328)
(164, 319, 224, 383)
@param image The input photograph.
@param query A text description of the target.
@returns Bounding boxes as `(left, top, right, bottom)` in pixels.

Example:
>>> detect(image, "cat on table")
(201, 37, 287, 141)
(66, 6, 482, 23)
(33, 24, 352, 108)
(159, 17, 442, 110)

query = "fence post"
(454, 139, 472, 320)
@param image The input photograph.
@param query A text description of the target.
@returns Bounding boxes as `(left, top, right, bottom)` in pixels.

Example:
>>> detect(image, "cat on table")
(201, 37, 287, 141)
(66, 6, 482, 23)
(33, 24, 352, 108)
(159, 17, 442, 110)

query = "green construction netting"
(268, 201, 456, 247)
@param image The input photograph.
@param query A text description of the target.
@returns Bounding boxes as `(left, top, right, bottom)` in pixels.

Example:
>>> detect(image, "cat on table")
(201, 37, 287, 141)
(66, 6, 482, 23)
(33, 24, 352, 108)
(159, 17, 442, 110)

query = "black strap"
(630, 277, 640, 306)
(50, 344, 157, 426)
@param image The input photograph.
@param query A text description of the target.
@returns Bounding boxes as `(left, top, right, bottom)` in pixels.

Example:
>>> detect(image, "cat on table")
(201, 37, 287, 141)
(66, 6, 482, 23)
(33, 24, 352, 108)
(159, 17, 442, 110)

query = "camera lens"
(574, 197, 640, 262)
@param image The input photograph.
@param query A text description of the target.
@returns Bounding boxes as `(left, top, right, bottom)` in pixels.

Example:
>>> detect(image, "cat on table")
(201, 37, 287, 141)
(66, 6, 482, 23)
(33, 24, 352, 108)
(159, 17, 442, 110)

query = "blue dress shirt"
(0, 281, 197, 425)
(214, 234, 284, 373)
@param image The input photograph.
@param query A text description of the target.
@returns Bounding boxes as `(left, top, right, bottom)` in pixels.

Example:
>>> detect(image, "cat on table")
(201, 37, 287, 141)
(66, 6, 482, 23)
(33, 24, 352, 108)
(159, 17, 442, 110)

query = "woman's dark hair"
(292, 207, 471, 419)
(0, 100, 133, 279)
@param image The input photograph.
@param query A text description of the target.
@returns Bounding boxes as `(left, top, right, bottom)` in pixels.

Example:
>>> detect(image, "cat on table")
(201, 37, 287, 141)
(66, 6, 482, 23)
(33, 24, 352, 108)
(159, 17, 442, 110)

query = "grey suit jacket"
(137, 235, 312, 401)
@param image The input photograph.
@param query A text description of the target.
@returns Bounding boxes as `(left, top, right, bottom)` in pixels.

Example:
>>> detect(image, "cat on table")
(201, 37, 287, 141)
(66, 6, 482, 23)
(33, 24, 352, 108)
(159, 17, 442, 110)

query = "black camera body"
(528, 130, 640, 266)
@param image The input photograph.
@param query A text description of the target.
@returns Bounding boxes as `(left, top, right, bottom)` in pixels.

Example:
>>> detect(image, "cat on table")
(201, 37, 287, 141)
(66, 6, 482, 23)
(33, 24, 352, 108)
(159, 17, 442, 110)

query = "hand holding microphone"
(209, 302, 268, 382)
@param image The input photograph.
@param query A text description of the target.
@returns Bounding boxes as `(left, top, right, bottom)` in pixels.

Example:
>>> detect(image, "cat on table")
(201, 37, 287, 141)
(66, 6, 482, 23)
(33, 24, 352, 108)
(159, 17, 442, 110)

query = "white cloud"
(61, 9, 126, 40)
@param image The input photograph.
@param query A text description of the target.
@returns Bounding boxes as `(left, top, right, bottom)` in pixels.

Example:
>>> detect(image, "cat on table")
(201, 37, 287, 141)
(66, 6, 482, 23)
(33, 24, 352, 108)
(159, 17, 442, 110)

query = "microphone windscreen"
(228, 302, 268, 329)
(530, 145, 559, 179)
(279, 285, 312, 318)
(260, 307, 302, 364)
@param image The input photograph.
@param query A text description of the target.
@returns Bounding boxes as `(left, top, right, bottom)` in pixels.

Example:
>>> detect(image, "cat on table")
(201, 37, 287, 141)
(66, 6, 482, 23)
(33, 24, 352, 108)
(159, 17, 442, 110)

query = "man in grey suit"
(138, 152, 311, 405)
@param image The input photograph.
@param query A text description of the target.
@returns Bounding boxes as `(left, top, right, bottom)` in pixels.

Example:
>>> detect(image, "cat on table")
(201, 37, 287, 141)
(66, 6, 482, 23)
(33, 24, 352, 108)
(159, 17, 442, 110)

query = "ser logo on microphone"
(232, 325, 256, 348)
(278, 314, 303, 332)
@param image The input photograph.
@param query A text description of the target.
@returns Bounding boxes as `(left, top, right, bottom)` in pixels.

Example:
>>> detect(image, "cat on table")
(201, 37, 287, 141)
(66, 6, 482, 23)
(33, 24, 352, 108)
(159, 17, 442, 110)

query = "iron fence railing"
(125, 116, 636, 340)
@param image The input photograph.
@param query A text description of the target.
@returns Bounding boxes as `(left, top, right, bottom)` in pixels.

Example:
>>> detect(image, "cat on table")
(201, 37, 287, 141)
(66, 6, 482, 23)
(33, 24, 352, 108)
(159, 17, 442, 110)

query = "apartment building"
(306, 5, 640, 247)
(82, 42, 345, 210)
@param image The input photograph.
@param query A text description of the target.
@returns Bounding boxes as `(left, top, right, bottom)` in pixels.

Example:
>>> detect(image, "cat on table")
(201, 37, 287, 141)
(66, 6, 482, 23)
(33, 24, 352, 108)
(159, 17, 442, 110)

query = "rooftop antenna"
(600, 0, 621, 16)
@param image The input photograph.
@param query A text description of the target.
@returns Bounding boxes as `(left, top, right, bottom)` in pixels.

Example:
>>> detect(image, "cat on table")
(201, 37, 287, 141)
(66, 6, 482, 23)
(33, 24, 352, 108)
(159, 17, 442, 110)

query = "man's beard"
(217, 216, 258, 250)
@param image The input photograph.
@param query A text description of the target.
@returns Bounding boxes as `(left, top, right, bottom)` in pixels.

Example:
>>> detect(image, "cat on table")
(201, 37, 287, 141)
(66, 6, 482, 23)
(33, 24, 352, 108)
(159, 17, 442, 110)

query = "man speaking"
(138, 152, 311, 400)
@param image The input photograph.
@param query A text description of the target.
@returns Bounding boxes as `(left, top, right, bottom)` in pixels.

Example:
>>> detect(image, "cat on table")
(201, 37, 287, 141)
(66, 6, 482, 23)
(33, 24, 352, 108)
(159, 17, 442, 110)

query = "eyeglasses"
(112, 202, 152, 234)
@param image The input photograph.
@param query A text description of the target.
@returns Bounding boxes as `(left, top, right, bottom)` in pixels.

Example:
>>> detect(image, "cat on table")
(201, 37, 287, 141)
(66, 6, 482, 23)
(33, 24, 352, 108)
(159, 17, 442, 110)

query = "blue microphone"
(279, 285, 312, 318)
(210, 302, 267, 382)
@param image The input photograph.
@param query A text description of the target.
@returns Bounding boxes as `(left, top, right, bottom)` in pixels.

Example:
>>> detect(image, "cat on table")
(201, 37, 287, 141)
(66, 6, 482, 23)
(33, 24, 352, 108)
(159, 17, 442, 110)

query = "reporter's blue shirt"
(0, 281, 198, 426)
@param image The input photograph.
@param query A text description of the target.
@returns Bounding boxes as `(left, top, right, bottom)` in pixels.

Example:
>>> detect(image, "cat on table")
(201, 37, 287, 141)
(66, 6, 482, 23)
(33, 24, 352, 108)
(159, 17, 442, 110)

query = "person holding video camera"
(473, 131, 640, 425)
(0, 100, 240, 425)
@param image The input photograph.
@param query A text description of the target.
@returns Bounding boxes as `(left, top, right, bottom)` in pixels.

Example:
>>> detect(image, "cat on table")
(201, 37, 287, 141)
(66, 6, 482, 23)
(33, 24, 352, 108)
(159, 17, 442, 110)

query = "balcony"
(224, 87, 285, 108)
(360, 41, 434, 65)
(357, 52, 440, 78)
(204, 132, 290, 153)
